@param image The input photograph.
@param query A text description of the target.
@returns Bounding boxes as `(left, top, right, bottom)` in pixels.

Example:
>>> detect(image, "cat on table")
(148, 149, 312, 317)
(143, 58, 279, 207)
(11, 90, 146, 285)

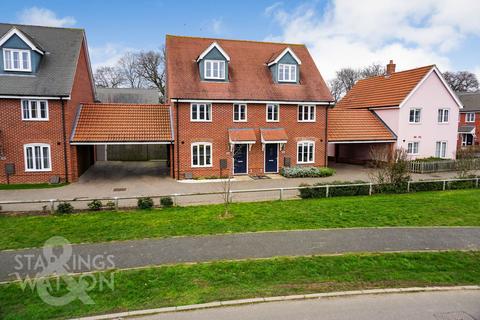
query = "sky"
(1, 0, 480, 81)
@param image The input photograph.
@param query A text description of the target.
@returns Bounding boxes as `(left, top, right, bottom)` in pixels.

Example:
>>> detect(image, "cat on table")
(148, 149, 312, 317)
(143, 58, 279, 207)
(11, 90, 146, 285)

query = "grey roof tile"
(457, 92, 480, 112)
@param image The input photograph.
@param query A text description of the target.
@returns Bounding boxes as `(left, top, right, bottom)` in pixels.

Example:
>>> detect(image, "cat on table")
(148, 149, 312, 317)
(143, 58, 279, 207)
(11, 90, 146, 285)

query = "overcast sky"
(1, 0, 479, 80)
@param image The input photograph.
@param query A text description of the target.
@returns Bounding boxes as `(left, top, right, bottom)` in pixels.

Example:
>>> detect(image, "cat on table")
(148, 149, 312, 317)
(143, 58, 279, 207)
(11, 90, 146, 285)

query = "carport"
(70, 103, 174, 177)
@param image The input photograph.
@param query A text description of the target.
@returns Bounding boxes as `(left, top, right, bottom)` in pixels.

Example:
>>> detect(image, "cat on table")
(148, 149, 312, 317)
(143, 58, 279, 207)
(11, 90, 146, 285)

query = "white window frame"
(266, 104, 279, 122)
(466, 112, 476, 123)
(24, 143, 52, 172)
(407, 141, 419, 155)
(21, 100, 49, 121)
(204, 59, 226, 80)
(435, 141, 448, 158)
(233, 103, 247, 122)
(438, 108, 449, 123)
(190, 103, 212, 122)
(298, 105, 316, 122)
(3, 48, 31, 72)
(297, 140, 315, 164)
(278, 63, 297, 82)
(409, 108, 421, 123)
(191, 142, 213, 168)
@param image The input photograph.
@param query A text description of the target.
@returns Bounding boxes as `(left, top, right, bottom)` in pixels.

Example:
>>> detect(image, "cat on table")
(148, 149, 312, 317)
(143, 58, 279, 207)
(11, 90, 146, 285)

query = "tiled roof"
(261, 128, 288, 142)
(328, 109, 396, 142)
(166, 35, 333, 102)
(229, 128, 256, 142)
(457, 92, 480, 112)
(71, 103, 172, 143)
(336, 65, 434, 109)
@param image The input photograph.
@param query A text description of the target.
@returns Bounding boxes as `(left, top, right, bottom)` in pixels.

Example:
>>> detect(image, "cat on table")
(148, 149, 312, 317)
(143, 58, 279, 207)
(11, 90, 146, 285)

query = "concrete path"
(133, 290, 480, 320)
(1, 227, 479, 282)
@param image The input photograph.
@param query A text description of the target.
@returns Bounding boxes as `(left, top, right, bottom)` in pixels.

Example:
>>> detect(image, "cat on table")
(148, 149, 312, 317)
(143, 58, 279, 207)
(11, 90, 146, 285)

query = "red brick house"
(0, 23, 95, 184)
(457, 92, 480, 147)
(166, 35, 334, 179)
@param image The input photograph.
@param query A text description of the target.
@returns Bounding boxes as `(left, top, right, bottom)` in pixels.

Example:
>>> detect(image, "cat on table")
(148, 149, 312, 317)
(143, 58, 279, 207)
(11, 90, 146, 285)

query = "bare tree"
(94, 66, 125, 88)
(369, 148, 411, 191)
(443, 71, 479, 92)
(136, 48, 166, 100)
(360, 63, 385, 78)
(329, 78, 344, 102)
(220, 146, 242, 218)
(455, 146, 478, 178)
(118, 52, 144, 88)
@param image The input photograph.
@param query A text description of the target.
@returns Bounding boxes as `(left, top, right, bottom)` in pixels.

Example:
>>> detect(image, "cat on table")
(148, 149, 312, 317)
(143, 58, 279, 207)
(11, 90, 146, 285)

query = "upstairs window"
(24, 143, 51, 172)
(266, 104, 279, 122)
(191, 103, 212, 122)
(3, 48, 31, 72)
(409, 108, 421, 123)
(298, 105, 316, 122)
(466, 112, 476, 123)
(204, 60, 225, 80)
(233, 104, 247, 122)
(22, 100, 48, 120)
(438, 109, 449, 123)
(278, 64, 296, 82)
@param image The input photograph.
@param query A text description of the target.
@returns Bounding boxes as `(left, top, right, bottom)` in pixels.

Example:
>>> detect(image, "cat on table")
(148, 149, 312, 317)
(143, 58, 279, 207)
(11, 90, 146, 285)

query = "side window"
(437, 109, 449, 123)
(191, 103, 212, 122)
(466, 113, 475, 123)
(407, 142, 419, 155)
(266, 104, 279, 122)
(22, 100, 49, 120)
(233, 104, 247, 122)
(409, 108, 421, 123)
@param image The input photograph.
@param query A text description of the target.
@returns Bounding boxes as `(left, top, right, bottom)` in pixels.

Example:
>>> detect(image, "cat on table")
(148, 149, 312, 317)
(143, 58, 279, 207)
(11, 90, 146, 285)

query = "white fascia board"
(328, 140, 396, 144)
(229, 140, 256, 144)
(0, 95, 70, 100)
(196, 41, 230, 62)
(172, 99, 333, 105)
(70, 141, 174, 145)
(267, 47, 302, 67)
(0, 28, 44, 55)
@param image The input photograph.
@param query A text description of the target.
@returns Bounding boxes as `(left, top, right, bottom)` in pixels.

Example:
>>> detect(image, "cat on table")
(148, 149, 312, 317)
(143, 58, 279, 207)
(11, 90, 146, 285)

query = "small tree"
(369, 148, 411, 192)
(220, 145, 242, 218)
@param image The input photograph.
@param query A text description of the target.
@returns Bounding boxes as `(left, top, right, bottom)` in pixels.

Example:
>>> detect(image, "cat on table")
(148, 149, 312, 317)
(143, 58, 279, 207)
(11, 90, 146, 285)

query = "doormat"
(113, 188, 127, 192)
(250, 175, 271, 180)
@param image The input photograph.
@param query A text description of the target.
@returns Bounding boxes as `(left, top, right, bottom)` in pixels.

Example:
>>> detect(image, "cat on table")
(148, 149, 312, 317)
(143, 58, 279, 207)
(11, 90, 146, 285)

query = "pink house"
(328, 61, 463, 162)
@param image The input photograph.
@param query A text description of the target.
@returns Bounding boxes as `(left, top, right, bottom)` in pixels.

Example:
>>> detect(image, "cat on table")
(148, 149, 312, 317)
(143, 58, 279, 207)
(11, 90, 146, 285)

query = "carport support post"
(443, 180, 447, 191)
(476, 178, 479, 188)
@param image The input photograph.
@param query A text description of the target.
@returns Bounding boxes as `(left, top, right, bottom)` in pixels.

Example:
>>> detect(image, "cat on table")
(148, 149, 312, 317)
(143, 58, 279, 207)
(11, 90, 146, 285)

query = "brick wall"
(172, 102, 328, 179)
(0, 40, 94, 184)
(458, 112, 480, 147)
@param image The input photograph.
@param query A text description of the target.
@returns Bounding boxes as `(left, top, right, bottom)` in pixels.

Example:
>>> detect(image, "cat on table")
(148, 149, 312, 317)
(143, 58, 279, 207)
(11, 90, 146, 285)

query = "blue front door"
(233, 144, 247, 174)
(265, 143, 278, 173)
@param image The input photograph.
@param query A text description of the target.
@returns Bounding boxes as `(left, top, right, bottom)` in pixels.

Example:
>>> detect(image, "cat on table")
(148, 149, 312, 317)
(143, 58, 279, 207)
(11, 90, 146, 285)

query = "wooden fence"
(408, 158, 480, 173)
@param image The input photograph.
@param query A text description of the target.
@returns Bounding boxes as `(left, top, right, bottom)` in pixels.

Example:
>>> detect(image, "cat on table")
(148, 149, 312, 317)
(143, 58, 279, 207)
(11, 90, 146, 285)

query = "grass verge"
(1, 189, 479, 250)
(0, 183, 68, 190)
(0, 251, 479, 320)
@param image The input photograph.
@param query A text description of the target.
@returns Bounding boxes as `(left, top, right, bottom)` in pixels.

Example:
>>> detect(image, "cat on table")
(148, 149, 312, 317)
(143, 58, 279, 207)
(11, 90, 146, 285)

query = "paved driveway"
(0, 161, 477, 212)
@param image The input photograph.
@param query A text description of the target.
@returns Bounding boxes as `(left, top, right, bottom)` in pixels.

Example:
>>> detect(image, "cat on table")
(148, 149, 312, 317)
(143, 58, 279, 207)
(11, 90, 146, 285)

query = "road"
(133, 290, 480, 320)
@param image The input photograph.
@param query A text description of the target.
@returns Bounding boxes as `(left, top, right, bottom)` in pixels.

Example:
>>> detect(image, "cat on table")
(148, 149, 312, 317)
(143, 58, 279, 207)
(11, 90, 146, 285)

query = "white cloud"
(18, 7, 76, 27)
(89, 43, 136, 71)
(266, 0, 480, 80)
(211, 18, 224, 35)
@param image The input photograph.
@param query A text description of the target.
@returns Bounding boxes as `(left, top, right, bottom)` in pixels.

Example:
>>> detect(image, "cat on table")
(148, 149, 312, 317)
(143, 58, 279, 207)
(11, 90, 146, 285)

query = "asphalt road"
(133, 290, 480, 320)
(1, 227, 479, 282)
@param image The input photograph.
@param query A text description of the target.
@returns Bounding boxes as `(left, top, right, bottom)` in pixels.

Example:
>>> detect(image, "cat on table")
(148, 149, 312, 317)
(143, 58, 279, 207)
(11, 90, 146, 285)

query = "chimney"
(386, 60, 396, 76)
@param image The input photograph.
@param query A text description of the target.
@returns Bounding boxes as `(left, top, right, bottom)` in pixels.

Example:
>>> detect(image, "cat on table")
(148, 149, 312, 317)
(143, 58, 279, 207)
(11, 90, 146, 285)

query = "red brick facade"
(458, 111, 480, 148)
(172, 102, 328, 179)
(0, 41, 94, 184)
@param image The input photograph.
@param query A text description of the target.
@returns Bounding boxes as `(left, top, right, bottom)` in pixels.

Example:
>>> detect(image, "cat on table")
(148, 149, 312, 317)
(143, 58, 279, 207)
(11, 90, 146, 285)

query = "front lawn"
(0, 183, 68, 190)
(0, 189, 479, 250)
(1, 251, 479, 320)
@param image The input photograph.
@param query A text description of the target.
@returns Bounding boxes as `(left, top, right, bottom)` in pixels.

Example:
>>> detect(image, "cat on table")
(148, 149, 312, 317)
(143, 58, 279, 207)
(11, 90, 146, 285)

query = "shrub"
(448, 180, 477, 190)
(281, 166, 335, 178)
(373, 182, 408, 194)
(137, 197, 154, 210)
(160, 196, 174, 207)
(409, 181, 444, 192)
(299, 181, 369, 199)
(87, 199, 103, 211)
(105, 200, 116, 211)
(56, 202, 74, 214)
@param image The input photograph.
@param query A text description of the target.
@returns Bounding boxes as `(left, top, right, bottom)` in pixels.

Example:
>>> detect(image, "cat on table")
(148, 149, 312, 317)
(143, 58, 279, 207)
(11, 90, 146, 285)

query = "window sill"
(191, 165, 213, 168)
(25, 169, 52, 172)
(298, 120, 316, 123)
(22, 119, 49, 122)
(190, 120, 212, 123)
(233, 120, 248, 123)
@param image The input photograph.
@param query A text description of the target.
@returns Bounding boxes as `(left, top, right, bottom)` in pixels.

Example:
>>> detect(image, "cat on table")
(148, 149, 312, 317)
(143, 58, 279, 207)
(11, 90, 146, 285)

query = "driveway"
(0, 161, 477, 212)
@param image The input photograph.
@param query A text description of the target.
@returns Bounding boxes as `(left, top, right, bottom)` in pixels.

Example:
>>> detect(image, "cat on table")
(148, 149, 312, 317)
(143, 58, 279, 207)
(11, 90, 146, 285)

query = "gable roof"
(328, 108, 396, 142)
(196, 41, 230, 62)
(267, 47, 302, 66)
(96, 88, 160, 104)
(71, 103, 173, 143)
(336, 65, 434, 109)
(0, 27, 44, 54)
(457, 92, 480, 112)
(166, 35, 333, 102)
(0, 23, 87, 97)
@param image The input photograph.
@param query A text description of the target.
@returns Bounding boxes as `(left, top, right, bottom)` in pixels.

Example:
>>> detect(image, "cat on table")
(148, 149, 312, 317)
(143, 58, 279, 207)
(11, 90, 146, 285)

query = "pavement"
(1, 161, 476, 212)
(131, 289, 480, 320)
(2, 227, 479, 282)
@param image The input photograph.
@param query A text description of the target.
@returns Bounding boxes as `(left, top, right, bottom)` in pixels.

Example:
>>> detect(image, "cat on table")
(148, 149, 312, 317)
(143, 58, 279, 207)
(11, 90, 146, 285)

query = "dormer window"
(205, 60, 226, 80)
(278, 64, 296, 82)
(3, 48, 31, 72)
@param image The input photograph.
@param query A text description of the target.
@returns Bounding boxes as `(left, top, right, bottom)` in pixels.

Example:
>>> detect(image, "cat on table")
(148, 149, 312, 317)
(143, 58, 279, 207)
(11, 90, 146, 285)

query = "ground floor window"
(297, 141, 315, 164)
(435, 141, 447, 158)
(191, 142, 212, 167)
(407, 141, 419, 155)
(24, 143, 51, 171)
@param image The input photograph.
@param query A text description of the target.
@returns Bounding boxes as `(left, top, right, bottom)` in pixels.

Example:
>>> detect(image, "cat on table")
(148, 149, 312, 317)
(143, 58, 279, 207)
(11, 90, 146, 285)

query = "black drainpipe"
(175, 99, 180, 179)
(60, 97, 69, 183)
(324, 103, 331, 166)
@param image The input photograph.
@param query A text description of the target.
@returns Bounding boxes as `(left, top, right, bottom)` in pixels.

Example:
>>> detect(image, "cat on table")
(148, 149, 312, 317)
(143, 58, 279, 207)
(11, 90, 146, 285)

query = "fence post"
(325, 185, 329, 198)
(369, 183, 373, 196)
(114, 197, 119, 211)
(476, 178, 479, 188)
(173, 194, 178, 206)
(407, 181, 411, 193)
(279, 188, 284, 201)
(443, 180, 446, 191)
(49, 199, 55, 214)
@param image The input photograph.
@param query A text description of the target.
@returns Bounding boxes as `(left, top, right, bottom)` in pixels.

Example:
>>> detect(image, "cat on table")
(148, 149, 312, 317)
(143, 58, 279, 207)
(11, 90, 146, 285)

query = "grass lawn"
(0, 251, 479, 320)
(0, 183, 68, 190)
(0, 189, 479, 250)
